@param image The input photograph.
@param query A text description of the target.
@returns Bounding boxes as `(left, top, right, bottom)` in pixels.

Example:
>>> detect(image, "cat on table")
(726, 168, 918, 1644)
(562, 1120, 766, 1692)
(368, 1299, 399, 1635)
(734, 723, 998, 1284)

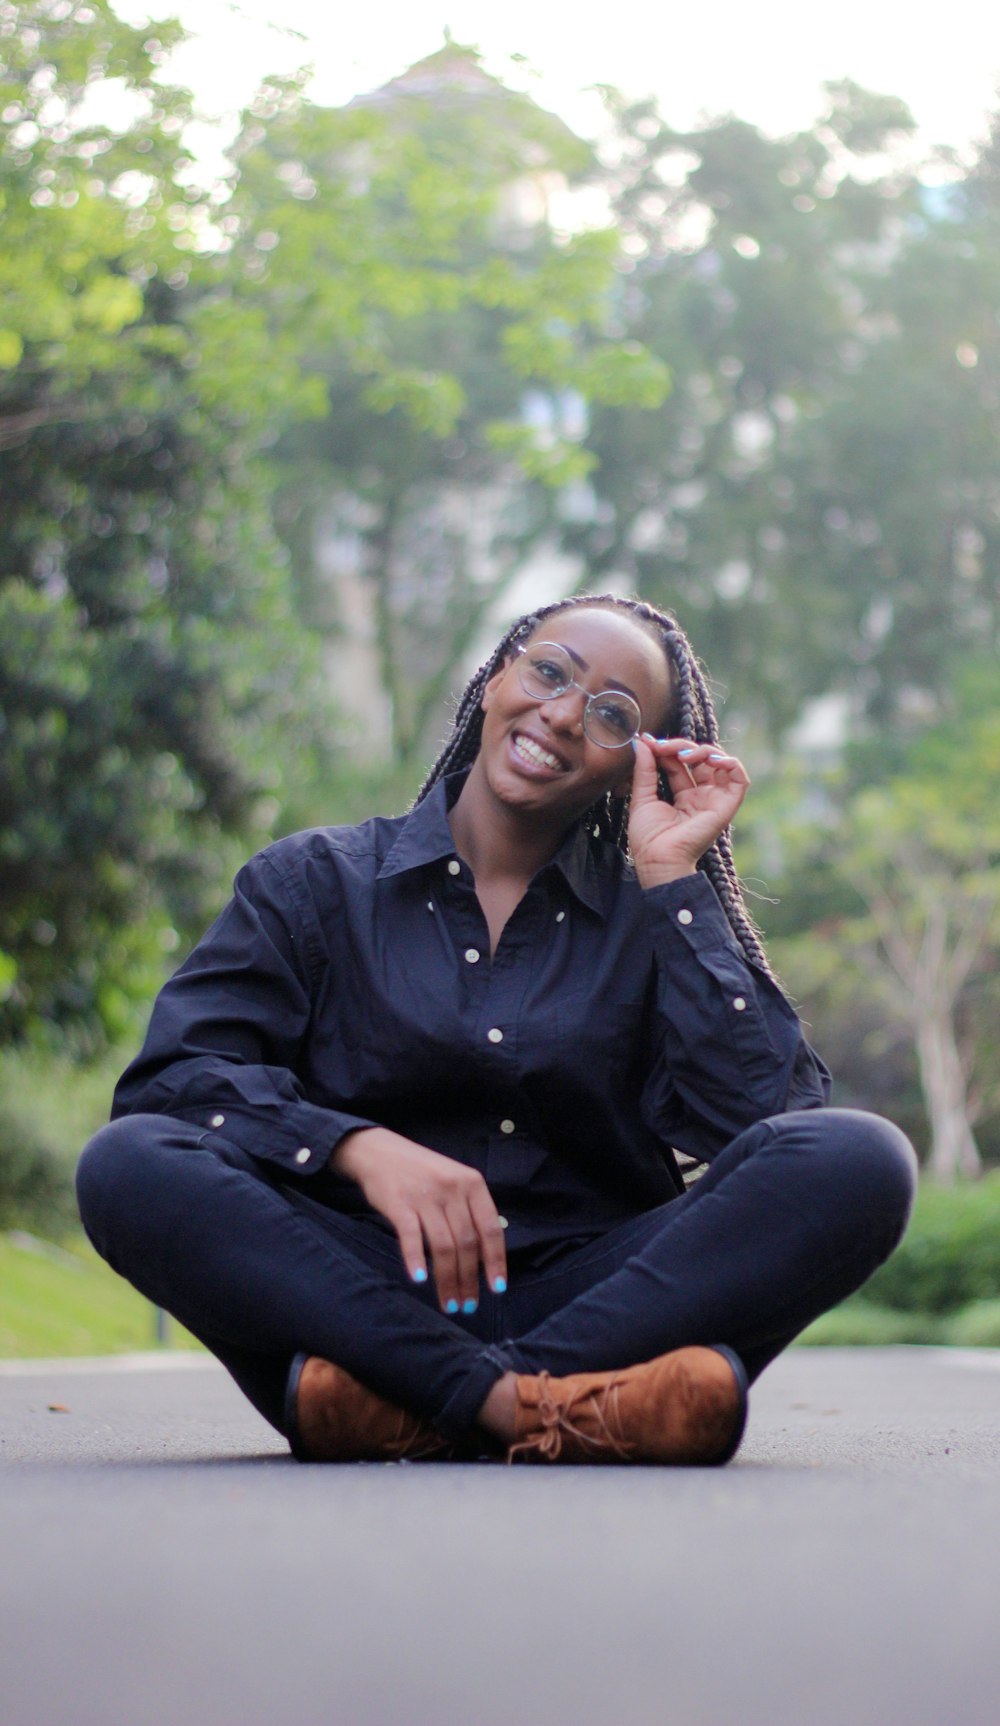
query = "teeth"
(513, 734, 563, 772)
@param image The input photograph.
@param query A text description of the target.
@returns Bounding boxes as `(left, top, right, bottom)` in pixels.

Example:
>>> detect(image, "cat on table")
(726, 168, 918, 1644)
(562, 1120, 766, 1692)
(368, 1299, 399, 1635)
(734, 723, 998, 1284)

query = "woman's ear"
(480, 660, 510, 713)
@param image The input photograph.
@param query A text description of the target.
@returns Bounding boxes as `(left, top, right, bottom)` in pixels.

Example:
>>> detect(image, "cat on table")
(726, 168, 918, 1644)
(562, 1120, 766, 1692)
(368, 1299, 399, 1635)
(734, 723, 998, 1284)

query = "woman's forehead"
(525, 607, 669, 691)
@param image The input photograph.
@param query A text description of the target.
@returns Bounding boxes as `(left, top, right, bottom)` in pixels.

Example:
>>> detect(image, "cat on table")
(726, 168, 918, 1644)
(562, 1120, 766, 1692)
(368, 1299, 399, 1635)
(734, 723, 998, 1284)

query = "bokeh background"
(3, 0, 1000, 1347)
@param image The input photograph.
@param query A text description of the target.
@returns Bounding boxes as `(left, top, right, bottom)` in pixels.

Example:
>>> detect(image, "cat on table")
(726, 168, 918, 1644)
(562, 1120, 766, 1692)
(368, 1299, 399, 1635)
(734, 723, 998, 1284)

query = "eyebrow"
(558, 641, 641, 705)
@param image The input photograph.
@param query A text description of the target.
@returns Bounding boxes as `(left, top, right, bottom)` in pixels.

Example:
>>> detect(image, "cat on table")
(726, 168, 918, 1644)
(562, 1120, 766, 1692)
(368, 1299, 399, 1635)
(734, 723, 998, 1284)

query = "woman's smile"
(509, 729, 570, 776)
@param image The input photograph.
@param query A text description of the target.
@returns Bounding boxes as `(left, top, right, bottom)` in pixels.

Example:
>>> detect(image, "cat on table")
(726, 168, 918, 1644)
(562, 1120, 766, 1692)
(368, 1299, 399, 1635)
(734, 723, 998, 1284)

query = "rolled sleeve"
(640, 872, 831, 1158)
(111, 853, 375, 1176)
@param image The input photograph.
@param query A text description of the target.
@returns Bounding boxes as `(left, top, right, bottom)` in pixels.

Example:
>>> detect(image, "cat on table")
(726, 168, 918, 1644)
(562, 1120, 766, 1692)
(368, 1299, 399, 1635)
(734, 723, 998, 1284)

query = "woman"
(77, 594, 916, 1466)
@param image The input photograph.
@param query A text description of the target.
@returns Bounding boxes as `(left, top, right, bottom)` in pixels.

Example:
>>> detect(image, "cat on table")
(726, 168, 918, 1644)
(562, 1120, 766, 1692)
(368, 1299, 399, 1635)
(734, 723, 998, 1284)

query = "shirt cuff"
(641, 871, 742, 955)
(177, 1101, 377, 1176)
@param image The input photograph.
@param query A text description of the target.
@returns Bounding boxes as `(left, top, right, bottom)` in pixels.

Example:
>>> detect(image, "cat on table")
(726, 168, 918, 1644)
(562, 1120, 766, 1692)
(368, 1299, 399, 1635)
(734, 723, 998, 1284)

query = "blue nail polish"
(445, 1298, 459, 1314)
(630, 736, 639, 753)
(411, 1267, 428, 1284)
(462, 1298, 478, 1314)
(678, 747, 695, 757)
(493, 1276, 507, 1294)
(708, 752, 724, 762)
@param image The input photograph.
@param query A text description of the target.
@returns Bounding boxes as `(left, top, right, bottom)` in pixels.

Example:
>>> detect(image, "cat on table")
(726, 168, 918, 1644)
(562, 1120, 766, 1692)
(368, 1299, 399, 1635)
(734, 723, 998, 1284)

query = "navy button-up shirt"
(113, 773, 831, 1250)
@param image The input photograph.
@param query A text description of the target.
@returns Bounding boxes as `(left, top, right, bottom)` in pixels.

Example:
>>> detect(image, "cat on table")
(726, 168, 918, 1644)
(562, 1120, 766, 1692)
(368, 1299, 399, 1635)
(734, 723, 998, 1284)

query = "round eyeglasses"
(514, 643, 642, 749)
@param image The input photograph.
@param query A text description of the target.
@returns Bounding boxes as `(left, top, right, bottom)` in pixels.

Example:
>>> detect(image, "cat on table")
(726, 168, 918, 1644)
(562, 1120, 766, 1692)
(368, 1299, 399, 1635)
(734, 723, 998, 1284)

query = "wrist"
(329, 1126, 377, 1178)
(635, 861, 699, 889)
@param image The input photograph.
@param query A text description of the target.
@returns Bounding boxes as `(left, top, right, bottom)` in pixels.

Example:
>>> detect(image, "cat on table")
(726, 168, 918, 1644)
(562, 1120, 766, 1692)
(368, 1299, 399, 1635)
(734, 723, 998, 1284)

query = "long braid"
(416, 593, 774, 979)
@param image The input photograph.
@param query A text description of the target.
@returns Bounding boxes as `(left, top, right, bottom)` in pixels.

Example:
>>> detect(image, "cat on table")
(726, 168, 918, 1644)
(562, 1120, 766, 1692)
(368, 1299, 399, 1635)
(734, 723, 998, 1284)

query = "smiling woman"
(75, 592, 917, 1467)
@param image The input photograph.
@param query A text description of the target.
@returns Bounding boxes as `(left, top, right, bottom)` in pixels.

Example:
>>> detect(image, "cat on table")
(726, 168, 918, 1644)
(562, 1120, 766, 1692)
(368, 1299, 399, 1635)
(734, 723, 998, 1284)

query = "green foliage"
(740, 664, 1000, 1175)
(863, 1174, 1000, 1313)
(0, 1230, 199, 1356)
(225, 46, 669, 766)
(946, 1299, 1000, 1347)
(562, 80, 1000, 739)
(0, 1043, 121, 1231)
(0, 1, 336, 1046)
(797, 1300, 944, 1346)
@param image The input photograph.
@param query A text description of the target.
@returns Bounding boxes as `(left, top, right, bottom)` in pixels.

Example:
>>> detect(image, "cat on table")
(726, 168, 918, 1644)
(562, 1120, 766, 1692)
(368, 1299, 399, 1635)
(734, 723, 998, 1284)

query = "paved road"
(2, 1347, 998, 1726)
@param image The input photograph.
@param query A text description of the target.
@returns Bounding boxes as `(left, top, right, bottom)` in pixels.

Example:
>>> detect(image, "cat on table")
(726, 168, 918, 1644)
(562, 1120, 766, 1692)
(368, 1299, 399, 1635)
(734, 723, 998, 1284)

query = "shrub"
(0, 1103, 77, 1235)
(944, 1299, 1000, 1347)
(797, 1299, 943, 1346)
(0, 1046, 119, 1237)
(862, 1174, 1000, 1314)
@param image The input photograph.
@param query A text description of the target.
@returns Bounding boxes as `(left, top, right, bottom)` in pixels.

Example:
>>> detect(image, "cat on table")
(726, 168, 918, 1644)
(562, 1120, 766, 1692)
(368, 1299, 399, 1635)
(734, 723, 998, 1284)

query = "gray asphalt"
(1, 1346, 998, 1726)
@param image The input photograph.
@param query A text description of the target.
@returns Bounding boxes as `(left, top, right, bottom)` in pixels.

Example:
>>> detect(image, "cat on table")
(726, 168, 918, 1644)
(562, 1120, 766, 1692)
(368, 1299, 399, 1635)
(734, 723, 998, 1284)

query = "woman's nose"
(542, 688, 586, 734)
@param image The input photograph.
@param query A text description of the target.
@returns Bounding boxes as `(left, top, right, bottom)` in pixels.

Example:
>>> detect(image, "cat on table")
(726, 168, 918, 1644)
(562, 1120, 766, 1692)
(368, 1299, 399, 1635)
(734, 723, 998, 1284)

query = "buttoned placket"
(436, 857, 567, 1179)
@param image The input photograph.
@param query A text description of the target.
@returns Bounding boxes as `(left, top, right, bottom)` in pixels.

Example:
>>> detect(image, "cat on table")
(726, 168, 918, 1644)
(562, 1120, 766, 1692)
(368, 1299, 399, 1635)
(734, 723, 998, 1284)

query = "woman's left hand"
(627, 734, 750, 889)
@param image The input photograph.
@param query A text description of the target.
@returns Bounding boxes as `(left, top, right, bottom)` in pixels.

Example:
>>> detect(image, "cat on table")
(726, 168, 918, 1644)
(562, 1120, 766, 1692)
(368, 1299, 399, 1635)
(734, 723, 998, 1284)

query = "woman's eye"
(594, 699, 633, 734)
(532, 658, 565, 686)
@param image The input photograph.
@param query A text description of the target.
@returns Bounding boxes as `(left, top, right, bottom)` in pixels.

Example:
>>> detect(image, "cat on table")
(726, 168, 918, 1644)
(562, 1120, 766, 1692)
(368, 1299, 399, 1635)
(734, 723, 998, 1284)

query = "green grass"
(5, 1232, 1000, 1361)
(0, 1231, 200, 1358)
(796, 1296, 1000, 1348)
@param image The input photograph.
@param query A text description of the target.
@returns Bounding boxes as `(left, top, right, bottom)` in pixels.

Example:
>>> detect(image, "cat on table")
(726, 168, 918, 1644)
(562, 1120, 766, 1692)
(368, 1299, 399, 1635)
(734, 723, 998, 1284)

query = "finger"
(704, 750, 750, 787)
(648, 738, 749, 792)
(641, 734, 704, 790)
(421, 1210, 462, 1314)
(467, 1183, 508, 1295)
(444, 1197, 483, 1312)
(392, 1209, 429, 1288)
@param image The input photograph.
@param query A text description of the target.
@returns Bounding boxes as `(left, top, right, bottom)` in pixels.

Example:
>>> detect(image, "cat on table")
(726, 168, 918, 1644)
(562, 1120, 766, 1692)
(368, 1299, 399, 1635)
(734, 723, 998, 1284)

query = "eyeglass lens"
(517, 644, 641, 748)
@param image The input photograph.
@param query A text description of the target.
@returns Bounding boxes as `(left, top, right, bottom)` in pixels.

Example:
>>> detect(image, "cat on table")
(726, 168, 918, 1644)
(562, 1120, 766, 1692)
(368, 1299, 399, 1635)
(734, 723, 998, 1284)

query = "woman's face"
(476, 606, 673, 828)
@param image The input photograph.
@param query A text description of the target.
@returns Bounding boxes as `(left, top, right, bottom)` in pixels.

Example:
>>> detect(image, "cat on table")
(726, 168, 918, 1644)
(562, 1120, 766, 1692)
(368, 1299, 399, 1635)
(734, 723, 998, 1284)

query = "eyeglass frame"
(513, 642, 643, 750)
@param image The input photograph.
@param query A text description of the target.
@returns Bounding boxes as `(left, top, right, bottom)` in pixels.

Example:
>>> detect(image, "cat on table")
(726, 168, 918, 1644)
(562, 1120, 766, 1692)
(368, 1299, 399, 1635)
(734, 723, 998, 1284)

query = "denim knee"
(76, 1113, 196, 1253)
(810, 1107, 917, 1248)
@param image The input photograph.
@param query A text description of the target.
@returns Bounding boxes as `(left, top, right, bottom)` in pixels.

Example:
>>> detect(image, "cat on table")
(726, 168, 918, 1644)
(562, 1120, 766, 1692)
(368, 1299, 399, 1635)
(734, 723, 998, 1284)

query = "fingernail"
(630, 736, 639, 753)
(411, 1267, 428, 1284)
(678, 747, 695, 757)
(493, 1276, 507, 1294)
(445, 1299, 459, 1314)
(641, 731, 656, 743)
(462, 1298, 478, 1314)
(708, 752, 725, 761)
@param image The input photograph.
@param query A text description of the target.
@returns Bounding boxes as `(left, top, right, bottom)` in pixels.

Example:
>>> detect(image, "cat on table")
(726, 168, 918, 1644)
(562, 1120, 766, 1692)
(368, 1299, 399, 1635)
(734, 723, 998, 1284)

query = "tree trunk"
(914, 1007, 982, 1181)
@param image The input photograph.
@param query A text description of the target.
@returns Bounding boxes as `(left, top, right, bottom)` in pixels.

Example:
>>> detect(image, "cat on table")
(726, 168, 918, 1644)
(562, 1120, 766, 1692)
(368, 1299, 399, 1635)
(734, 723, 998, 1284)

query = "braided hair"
(416, 592, 772, 976)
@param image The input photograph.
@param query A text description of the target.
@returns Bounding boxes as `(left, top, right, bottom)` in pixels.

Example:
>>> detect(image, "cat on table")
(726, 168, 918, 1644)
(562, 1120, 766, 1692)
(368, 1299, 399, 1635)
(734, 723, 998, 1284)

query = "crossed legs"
(77, 1109, 916, 1456)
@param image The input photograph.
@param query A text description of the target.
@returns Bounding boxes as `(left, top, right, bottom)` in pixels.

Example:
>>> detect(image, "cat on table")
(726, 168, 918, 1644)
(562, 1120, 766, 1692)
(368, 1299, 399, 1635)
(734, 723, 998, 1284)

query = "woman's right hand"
(330, 1126, 508, 1313)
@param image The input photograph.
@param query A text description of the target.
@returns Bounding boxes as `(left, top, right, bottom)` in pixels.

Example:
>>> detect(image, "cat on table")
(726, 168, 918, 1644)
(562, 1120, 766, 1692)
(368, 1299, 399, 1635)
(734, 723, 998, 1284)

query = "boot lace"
(507, 1371, 635, 1463)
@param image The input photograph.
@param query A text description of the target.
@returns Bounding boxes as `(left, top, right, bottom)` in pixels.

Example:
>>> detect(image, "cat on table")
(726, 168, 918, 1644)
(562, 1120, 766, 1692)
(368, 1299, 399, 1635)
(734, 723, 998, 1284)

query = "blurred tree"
(222, 42, 669, 768)
(745, 662, 1000, 1178)
(0, 1, 330, 1047)
(566, 81, 1000, 744)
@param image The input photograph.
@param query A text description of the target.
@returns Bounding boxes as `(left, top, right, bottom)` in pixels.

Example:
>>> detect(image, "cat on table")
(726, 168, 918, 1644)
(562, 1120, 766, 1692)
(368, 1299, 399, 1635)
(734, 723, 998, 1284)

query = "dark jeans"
(76, 1108, 916, 1444)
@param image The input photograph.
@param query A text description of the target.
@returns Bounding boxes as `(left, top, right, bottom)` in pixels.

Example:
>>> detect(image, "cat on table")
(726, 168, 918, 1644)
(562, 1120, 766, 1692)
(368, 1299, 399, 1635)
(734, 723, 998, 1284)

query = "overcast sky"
(116, 0, 1000, 178)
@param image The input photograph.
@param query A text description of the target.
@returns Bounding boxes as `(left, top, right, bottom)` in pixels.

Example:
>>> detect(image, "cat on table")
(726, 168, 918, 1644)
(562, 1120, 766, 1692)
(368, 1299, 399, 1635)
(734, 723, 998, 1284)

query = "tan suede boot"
(507, 1345, 747, 1466)
(288, 1354, 455, 1462)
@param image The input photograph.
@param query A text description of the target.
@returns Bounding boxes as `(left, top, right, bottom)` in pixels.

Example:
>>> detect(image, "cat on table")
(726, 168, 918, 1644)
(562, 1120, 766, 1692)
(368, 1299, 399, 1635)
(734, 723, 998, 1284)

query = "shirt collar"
(377, 772, 609, 918)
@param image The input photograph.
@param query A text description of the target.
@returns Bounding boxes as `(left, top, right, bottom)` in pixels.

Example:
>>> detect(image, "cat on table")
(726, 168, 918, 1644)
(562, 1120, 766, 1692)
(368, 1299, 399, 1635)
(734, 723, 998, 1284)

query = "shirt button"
(500, 1119, 515, 1134)
(295, 1147, 311, 1164)
(487, 1027, 504, 1044)
(447, 859, 461, 876)
(210, 1113, 225, 1128)
(465, 948, 480, 964)
(555, 910, 566, 923)
(677, 909, 694, 925)
(498, 1215, 509, 1230)
(732, 997, 747, 1012)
